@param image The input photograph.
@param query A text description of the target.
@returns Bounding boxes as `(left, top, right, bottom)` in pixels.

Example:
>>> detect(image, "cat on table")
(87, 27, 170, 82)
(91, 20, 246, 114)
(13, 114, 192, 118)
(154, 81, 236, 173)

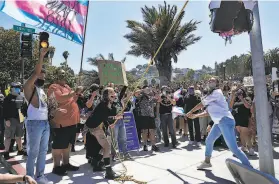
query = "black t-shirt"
(176, 96, 184, 107)
(3, 94, 21, 120)
(184, 95, 201, 113)
(159, 95, 172, 114)
(232, 97, 251, 123)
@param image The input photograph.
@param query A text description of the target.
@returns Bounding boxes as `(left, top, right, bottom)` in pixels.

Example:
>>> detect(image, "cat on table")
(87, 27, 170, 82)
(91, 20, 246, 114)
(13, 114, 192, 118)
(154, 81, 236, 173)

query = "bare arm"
(23, 48, 48, 99)
(166, 95, 176, 105)
(190, 111, 209, 119)
(229, 93, 236, 109)
(86, 94, 96, 108)
(241, 97, 251, 109)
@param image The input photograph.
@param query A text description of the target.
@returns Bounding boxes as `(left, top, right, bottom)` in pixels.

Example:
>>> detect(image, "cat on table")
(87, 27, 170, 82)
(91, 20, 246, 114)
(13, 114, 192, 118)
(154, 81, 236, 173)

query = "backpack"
(21, 88, 36, 117)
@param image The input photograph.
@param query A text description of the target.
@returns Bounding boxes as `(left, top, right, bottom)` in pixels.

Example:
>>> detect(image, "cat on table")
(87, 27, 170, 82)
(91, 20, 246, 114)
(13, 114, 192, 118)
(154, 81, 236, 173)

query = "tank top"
(27, 87, 48, 120)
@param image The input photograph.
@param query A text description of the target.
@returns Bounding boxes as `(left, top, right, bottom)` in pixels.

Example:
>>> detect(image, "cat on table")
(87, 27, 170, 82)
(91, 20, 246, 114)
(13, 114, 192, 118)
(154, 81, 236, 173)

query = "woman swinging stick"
(186, 77, 252, 169)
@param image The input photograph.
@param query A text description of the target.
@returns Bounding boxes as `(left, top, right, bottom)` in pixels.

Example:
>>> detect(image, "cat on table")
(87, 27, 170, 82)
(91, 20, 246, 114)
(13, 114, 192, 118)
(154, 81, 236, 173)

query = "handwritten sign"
(98, 60, 128, 86)
(119, 112, 140, 152)
(243, 76, 254, 87)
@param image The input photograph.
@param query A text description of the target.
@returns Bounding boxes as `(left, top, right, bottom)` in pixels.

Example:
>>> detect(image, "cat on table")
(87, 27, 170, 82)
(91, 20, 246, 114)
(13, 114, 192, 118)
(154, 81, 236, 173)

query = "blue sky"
(1, 1, 279, 74)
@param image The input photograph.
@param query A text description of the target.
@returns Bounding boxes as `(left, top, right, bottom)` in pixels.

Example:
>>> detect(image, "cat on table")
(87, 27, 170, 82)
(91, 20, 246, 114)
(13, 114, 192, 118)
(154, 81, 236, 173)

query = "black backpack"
(21, 88, 36, 117)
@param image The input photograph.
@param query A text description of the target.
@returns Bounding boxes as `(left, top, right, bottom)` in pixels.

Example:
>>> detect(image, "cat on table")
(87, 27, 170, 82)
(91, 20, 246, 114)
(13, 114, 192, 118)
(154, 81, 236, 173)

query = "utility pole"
(249, 1, 275, 176)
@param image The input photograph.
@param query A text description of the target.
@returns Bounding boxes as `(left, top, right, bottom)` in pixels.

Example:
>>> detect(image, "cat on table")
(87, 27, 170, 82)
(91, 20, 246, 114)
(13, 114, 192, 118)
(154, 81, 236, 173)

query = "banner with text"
(98, 60, 128, 86)
(119, 112, 140, 152)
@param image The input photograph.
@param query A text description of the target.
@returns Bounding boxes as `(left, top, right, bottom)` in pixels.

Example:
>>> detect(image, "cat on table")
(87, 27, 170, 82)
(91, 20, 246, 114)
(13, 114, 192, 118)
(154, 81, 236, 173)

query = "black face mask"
(35, 79, 45, 87)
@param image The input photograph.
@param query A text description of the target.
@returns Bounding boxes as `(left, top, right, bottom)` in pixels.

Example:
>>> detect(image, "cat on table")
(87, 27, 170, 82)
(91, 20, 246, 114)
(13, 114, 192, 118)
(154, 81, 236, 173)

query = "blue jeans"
(205, 117, 251, 167)
(25, 120, 50, 178)
(113, 119, 128, 154)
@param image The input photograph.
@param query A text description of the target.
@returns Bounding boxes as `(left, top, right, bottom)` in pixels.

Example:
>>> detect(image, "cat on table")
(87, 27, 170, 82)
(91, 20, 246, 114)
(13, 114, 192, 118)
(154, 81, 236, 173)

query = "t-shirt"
(3, 94, 21, 120)
(48, 84, 80, 128)
(202, 89, 234, 124)
(184, 95, 201, 114)
(159, 95, 172, 114)
(232, 97, 251, 124)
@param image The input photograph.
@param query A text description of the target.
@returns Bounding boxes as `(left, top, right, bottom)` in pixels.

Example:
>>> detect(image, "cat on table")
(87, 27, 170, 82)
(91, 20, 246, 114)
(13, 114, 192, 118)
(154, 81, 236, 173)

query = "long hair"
(102, 87, 113, 106)
(208, 79, 220, 95)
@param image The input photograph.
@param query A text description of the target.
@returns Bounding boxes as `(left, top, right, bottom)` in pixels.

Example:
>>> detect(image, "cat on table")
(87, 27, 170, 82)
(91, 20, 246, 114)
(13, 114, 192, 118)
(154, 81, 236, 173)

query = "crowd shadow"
(181, 144, 202, 152)
(201, 170, 235, 184)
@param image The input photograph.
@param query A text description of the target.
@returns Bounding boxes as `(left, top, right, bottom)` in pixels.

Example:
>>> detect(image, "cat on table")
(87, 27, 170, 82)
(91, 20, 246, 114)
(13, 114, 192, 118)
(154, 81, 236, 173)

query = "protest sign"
(98, 60, 128, 86)
(119, 112, 140, 152)
(243, 76, 254, 87)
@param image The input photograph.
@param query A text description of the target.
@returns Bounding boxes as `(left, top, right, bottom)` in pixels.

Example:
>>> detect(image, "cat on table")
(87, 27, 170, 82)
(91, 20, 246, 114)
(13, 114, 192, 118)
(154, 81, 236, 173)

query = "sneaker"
(197, 162, 212, 170)
(143, 145, 148, 151)
(123, 153, 132, 160)
(248, 148, 257, 156)
(152, 145, 160, 152)
(179, 129, 182, 135)
(189, 141, 194, 145)
(172, 144, 177, 149)
(52, 166, 67, 176)
(241, 147, 248, 153)
(17, 149, 27, 156)
(196, 142, 201, 147)
(63, 163, 79, 171)
(36, 175, 53, 184)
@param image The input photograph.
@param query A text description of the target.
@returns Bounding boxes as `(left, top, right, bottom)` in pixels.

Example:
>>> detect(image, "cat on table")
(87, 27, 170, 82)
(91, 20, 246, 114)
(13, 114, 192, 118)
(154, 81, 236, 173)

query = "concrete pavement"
(1, 136, 279, 184)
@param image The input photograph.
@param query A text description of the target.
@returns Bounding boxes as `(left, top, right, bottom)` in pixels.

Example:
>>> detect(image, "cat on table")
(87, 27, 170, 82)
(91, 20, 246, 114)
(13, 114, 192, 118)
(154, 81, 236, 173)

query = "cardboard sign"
(243, 76, 254, 87)
(119, 112, 140, 152)
(98, 60, 128, 86)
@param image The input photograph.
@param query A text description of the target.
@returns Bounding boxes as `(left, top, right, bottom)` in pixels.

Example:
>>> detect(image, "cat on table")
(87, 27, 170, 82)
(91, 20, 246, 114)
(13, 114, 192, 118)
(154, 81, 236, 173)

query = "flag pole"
(78, 1, 90, 85)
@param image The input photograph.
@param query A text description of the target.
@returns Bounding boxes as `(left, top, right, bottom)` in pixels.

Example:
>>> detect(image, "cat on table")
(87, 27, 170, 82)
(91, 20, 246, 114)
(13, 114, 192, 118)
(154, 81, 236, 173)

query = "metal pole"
(79, 1, 90, 85)
(21, 58, 24, 84)
(249, 1, 275, 176)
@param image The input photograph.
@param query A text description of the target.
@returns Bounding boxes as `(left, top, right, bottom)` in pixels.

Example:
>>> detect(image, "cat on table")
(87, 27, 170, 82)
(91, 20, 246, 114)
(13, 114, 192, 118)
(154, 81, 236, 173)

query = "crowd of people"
(0, 48, 278, 184)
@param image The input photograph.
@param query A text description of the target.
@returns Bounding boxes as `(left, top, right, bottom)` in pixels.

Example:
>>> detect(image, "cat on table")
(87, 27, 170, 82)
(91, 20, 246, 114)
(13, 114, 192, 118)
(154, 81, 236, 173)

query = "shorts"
(138, 116, 156, 130)
(76, 123, 84, 133)
(4, 118, 24, 139)
(52, 125, 76, 149)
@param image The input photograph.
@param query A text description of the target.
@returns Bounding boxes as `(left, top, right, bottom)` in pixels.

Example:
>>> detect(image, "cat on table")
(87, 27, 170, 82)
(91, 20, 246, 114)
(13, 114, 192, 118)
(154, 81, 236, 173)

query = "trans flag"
(0, 0, 89, 44)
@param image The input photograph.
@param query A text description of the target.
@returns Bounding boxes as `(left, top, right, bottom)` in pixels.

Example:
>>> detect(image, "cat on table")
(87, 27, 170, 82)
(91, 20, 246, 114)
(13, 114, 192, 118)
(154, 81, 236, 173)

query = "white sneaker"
(189, 141, 194, 145)
(197, 162, 212, 170)
(248, 148, 257, 156)
(196, 142, 201, 147)
(36, 176, 53, 184)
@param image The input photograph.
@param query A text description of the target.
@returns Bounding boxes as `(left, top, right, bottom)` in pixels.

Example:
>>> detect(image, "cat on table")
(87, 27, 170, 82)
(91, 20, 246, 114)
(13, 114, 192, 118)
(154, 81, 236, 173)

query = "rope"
(108, 1, 190, 183)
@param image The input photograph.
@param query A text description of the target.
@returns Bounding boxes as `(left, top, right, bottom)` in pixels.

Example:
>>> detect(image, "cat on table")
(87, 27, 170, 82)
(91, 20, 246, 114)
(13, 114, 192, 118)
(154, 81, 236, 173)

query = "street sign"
(13, 25, 35, 34)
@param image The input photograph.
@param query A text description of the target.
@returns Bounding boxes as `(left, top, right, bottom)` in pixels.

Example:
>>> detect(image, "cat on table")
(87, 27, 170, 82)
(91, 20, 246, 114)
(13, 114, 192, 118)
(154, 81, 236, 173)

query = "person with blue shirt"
(186, 77, 251, 170)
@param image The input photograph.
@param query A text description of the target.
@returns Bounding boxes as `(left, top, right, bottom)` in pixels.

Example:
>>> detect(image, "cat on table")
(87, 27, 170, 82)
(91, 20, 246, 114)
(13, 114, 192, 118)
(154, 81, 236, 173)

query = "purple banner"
(119, 112, 140, 152)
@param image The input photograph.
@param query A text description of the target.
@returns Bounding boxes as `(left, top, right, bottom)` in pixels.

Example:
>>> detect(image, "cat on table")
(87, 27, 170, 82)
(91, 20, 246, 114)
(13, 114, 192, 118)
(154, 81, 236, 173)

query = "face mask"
(13, 88, 21, 94)
(188, 89, 194, 95)
(35, 79, 45, 87)
(208, 82, 216, 89)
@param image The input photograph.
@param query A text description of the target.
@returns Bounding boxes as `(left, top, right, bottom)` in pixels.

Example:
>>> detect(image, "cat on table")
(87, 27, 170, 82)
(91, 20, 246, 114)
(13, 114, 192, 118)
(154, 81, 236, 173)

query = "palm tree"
(62, 51, 69, 65)
(87, 53, 126, 66)
(124, 2, 201, 85)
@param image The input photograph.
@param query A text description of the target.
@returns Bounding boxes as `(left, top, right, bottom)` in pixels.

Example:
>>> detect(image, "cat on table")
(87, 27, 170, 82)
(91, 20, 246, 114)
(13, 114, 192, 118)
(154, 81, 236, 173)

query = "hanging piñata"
(209, 0, 256, 45)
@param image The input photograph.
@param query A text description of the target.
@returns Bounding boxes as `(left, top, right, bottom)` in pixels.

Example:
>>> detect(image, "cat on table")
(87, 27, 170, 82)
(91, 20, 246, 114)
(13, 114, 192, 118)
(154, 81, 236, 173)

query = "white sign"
(243, 76, 254, 87)
(272, 67, 278, 82)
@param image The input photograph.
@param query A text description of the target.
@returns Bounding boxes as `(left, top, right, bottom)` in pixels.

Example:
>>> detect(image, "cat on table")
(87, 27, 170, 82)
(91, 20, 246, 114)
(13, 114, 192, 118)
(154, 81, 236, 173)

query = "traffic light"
(20, 34, 33, 58)
(39, 32, 49, 58)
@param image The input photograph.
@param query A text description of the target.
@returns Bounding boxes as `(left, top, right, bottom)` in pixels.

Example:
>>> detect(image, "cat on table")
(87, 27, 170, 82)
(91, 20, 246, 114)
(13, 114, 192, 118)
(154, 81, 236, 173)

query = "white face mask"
(208, 82, 216, 89)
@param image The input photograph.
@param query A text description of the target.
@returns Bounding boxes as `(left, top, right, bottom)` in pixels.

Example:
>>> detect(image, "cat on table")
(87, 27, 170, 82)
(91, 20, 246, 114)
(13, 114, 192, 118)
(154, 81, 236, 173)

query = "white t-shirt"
(202, 89, 234, 124)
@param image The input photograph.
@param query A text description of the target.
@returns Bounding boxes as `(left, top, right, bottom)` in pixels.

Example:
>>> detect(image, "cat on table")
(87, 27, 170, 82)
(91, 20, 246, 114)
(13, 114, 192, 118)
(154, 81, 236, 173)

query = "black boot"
(105, 166, 119, 180)
(92, 159, 105, 172)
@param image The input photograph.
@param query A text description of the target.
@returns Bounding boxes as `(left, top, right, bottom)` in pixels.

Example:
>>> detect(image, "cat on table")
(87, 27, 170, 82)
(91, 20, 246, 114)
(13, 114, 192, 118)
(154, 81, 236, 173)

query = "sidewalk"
(1, 137, 279, 184)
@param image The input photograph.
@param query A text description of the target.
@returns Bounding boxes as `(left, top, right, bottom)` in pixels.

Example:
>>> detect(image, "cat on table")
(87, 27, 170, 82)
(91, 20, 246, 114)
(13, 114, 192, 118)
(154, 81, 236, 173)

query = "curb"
(0, 155, 26, 184)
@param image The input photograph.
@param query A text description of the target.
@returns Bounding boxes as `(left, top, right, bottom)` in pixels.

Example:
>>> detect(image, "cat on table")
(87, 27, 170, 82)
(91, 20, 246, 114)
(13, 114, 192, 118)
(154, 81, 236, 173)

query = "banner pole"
(79, 1, 90, 85)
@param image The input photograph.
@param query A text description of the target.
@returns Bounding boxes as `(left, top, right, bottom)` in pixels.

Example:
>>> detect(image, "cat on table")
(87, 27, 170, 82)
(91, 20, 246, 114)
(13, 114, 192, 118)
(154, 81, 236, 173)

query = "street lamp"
(49, 49, 55, 65)
(223, 64, 226, 80)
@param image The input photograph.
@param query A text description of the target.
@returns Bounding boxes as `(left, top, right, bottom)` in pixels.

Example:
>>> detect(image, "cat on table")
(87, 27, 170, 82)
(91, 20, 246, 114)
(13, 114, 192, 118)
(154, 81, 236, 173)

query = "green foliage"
(124, 2, 201, 84)
(185, 69, 195, 81)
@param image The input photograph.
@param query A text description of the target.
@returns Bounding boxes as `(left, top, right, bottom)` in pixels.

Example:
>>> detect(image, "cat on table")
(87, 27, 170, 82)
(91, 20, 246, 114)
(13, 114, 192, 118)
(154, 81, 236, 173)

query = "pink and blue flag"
(0, 0, 88, 44)
(173, 88, 182, 101)
(172, 106, 184, 120)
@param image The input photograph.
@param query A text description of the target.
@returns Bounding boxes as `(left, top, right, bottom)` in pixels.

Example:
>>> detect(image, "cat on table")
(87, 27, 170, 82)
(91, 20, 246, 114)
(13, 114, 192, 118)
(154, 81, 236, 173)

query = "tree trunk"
(157, 63, 172, 86)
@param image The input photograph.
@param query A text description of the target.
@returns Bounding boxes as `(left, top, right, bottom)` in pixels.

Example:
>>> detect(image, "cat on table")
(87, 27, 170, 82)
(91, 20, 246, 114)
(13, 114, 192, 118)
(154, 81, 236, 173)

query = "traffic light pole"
(20, 23, 25, 85)
(249, 1, 275, 176)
